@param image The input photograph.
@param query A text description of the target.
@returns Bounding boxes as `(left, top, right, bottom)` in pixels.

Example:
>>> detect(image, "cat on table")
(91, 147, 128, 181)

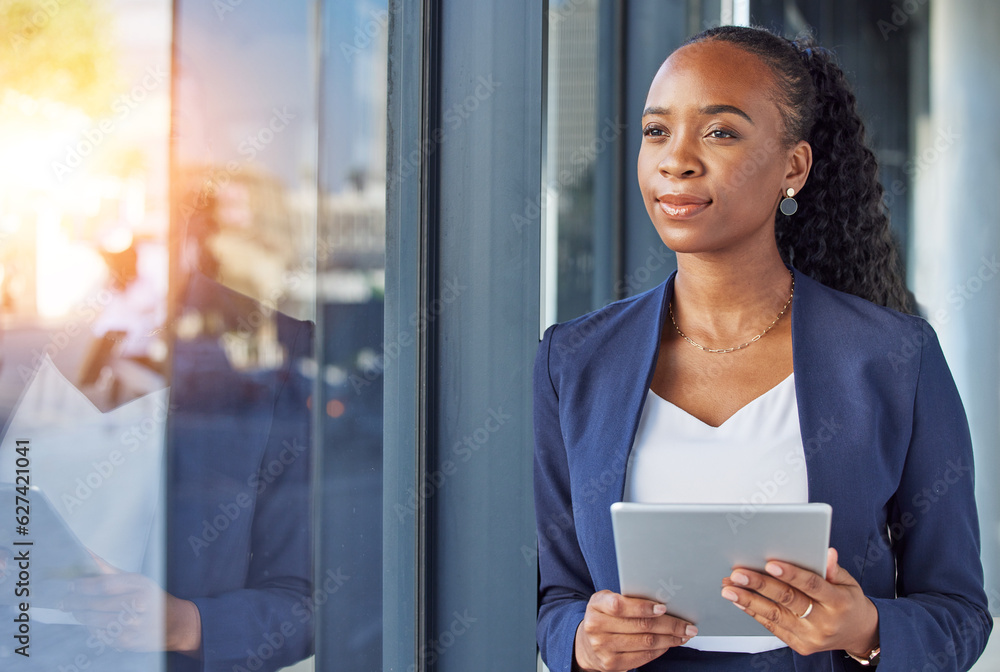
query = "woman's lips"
(657, 196, 710, 218)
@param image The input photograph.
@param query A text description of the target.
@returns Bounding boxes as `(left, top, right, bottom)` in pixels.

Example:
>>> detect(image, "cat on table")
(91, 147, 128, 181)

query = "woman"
(534, 26, 991, 672)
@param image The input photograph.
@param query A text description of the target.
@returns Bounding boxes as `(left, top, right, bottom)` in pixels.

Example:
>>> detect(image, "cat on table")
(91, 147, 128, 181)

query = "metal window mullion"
(384, 0, 432, 669)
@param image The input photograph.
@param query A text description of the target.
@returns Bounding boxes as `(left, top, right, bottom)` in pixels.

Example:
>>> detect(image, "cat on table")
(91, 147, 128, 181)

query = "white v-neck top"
(622, 372, 808, 654)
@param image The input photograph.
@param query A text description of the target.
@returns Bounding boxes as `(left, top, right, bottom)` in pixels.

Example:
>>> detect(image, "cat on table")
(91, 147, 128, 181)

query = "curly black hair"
(681, 26, 913, 313)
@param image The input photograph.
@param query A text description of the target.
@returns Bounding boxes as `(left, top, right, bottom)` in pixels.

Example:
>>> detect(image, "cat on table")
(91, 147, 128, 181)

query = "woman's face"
(637, 40, 810, 256)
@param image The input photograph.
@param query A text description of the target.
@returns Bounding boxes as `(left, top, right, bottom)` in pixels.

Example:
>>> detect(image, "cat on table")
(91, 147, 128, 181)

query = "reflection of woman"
(534, 27, 991, 672)
(0, 270, 313, 672)
(73, 272, 315, 672)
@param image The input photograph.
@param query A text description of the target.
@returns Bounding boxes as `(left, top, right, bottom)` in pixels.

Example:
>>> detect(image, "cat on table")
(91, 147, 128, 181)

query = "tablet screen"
(611, 502, 832, 637)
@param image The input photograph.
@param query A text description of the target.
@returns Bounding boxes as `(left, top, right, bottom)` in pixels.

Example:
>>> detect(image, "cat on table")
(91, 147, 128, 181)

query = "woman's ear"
(785, 140, 813, 193)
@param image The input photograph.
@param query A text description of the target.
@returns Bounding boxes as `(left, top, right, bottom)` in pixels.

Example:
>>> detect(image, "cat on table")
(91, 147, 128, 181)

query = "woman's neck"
(670, 248, 793, 343)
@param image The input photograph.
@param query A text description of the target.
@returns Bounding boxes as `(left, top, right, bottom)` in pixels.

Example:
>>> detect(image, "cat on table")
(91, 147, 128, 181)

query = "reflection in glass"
(170, 2, 318, 671)
(0, 1, 173, 670)
(1, 1, 326, 671)
(314, 1, 388, 668)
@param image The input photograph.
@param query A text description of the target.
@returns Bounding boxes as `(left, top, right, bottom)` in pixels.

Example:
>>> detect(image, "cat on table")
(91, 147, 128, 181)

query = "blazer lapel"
(790, 268, 872, 561)
(578, 274, 675, 592)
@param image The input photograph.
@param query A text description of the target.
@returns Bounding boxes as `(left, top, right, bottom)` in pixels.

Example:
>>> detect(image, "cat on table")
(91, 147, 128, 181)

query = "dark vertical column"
(427, 1, 543, 669)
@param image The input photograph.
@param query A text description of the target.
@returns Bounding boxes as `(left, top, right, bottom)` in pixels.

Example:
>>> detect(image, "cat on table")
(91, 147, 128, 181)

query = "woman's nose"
(658, 134, 703, 178)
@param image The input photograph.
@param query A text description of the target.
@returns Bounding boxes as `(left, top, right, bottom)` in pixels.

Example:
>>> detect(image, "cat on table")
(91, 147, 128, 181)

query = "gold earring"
(779, 187, 798, 216)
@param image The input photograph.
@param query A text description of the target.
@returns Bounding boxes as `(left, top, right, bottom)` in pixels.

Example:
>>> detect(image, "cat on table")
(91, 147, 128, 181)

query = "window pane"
(315, 0, 388, 668)
(1, 1, 174, 670)
(171, 2, 318, 671)
(543, 0, 601, 325)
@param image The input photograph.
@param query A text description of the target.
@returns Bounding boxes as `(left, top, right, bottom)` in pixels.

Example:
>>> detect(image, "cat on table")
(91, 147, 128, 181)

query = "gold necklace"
(668, 271, 794, 354)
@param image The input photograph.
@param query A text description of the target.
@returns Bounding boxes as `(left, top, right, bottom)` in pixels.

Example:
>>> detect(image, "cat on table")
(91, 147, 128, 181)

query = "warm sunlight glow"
(0, 1, 170, 323)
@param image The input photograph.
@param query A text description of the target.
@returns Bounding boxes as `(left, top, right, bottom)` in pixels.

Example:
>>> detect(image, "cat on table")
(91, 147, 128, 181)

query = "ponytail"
(681, 27, 913, 313)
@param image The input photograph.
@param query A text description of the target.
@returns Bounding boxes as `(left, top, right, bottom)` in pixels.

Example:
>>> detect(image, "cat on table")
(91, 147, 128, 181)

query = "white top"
(623, 372, 808, 654)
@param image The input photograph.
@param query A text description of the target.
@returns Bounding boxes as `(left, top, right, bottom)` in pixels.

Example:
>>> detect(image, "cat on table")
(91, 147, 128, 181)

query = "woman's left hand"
(720, 547, 879, 658)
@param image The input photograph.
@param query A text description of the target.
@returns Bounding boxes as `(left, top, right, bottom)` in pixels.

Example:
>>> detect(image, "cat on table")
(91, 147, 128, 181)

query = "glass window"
(0, 1, 388, 670)
(1, 1, 177, 670)
(543, 0, 600, 326)
(170, 3, 319, 671)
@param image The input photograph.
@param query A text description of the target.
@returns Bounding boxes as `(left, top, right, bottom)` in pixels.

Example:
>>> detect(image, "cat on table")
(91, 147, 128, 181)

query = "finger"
(63, 591, 146, 614)
(724, 593, 804, 649)
(588, 608, 698, 639)
(606, 632, 691, 652)
(762, 558, 844, 600)
(822, 547, 857, 587)
(72, 573, 148, 596)
(88, 552, 122, 575)
(69, 608, 141, 630)
(722, 583, 813, 645)
(610, 648, 673, 672)
(723, 585, 784, 621)
(728, 569, 812, 619)
(590, 590, 670, 619)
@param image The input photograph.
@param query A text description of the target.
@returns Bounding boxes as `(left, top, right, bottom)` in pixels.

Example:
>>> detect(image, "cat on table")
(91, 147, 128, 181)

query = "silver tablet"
(610, 502, 832, 637)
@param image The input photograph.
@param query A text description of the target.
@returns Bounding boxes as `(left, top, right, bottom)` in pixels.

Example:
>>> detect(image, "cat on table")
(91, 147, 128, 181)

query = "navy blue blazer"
(534, 267, 991, 672)
(167, 276, 313, 672)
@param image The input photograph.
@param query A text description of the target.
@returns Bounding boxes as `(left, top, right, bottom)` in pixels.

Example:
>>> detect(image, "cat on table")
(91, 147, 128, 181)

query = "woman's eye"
(709, 128, 736, 139)
(642, 127, 665, 137)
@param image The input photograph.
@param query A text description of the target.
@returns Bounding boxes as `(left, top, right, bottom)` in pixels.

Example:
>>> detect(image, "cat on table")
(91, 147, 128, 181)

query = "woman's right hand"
(573, 590, 697, 672)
